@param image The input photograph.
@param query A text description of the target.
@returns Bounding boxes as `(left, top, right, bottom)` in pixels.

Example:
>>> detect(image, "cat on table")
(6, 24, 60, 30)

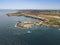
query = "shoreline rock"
(7, 10, 60, 28)
(15, 21, 43, 28)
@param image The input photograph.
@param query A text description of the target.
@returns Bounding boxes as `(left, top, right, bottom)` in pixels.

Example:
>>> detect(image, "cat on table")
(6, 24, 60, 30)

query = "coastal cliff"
(7, 10, 60, 28)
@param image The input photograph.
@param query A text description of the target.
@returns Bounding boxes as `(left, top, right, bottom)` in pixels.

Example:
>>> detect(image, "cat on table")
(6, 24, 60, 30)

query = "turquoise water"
(0, 10, 60, 45)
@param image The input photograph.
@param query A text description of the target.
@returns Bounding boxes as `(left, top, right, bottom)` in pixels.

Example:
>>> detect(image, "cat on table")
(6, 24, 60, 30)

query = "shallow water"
(0, 10, 60, 45)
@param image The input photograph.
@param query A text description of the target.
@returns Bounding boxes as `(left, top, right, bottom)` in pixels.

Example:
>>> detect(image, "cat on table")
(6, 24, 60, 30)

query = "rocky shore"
(15, 21, 43, 28)
(7, 10, 60, 28)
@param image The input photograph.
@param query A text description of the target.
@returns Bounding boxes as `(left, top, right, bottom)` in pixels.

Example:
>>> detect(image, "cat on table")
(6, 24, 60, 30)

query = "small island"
(7, 10, 60, 28)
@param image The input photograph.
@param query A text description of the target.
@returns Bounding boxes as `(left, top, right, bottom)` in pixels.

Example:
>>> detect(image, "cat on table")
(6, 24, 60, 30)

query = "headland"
(7, 10, 60, 28)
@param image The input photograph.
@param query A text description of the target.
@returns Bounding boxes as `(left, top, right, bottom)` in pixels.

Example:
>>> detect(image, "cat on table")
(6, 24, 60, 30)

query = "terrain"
(7, 10, 60, 28)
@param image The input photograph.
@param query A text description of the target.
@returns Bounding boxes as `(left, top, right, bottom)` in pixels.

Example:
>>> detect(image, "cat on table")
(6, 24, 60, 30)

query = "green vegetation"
(45, 18, 60, 25)
(7, 10, 60, 27)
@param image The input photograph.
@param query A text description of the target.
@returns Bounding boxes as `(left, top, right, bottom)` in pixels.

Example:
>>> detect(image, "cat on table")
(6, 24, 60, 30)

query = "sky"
(0, 0, 60, 9)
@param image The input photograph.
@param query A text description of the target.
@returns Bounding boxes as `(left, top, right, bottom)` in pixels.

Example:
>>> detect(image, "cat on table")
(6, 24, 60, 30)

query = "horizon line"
(0, 9, 60, 10)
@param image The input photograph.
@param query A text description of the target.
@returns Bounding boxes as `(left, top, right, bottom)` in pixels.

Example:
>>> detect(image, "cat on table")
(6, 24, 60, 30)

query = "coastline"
(15, 21, 43, 28)
(7, 10, 60, 28)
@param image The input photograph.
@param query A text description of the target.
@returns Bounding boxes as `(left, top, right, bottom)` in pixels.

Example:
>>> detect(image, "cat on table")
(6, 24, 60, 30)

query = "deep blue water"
(0, 10, 60, 45)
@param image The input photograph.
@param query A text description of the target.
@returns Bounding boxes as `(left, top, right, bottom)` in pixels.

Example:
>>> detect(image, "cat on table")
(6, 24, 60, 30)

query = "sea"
(0, 10, 60, 45)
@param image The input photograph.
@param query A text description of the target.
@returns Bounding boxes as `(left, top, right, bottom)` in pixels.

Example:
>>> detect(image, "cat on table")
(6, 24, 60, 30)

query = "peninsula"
(7, 10, 60, 28)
